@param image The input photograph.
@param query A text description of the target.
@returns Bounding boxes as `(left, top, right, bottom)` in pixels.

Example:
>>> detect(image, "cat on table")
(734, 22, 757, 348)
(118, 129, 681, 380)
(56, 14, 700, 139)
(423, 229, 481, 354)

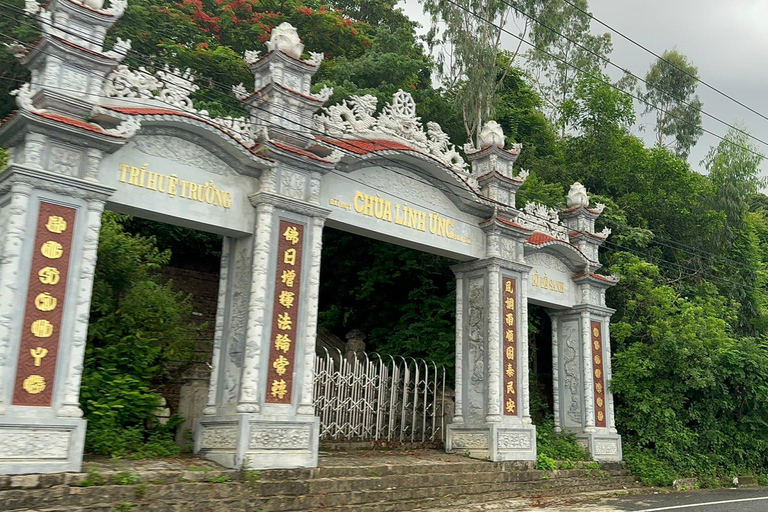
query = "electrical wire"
(497, 0, 768, 151)
(1, 1, 766, 290)
(557, 0, 768, 127)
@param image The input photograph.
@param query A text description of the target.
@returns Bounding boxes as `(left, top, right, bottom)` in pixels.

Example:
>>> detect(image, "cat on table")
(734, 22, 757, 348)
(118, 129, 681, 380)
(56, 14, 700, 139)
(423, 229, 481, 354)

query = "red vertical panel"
(591, 321, 607, 428)
(13, 202, 77, 406)
(502, 277, 518, 416)
(264, 220, 304, 404)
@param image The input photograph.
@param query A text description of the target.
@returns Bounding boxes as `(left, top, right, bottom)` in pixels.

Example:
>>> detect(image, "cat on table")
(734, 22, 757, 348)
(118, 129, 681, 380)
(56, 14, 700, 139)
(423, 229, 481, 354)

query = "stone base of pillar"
(0, 417, 86, 474)
(577, 432, 622, 461)
(195, 414, 319, 470)
(445, 423, 537, 462)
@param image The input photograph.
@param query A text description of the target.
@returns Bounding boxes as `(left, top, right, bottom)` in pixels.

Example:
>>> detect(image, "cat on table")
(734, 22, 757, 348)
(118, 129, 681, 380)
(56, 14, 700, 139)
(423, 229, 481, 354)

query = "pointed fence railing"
(313, 347, 448, 443)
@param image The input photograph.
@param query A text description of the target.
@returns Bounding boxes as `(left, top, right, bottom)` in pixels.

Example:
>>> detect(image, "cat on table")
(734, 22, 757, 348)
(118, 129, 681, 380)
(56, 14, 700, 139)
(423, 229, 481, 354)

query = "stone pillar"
(549, 300, 621, 461)
(0, 171, 114, 474)
(446, 258, 536, 462)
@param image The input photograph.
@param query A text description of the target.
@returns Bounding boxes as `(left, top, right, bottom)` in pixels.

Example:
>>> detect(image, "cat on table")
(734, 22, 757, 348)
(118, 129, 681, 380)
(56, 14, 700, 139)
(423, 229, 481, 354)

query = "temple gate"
(0, 0, 620, 474)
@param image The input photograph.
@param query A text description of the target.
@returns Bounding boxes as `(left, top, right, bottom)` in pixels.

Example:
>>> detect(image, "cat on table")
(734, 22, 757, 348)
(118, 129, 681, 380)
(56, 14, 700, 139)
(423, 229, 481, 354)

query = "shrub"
(82, 213, 200, 457)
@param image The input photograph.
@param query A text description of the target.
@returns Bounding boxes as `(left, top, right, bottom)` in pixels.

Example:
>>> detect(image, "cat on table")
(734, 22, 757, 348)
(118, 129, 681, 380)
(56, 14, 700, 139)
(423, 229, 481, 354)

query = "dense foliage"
(2, 0, 768, 485)
(82, 213, 200, 457)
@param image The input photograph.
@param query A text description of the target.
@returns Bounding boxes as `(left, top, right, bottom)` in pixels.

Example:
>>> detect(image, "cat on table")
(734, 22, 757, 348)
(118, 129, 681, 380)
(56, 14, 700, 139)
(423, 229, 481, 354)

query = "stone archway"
(0, 1, 621, 475)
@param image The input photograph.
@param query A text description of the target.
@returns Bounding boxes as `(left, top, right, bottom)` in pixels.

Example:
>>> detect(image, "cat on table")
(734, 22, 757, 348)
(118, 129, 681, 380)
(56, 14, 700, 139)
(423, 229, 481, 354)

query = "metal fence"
(313, 347, 447, 443)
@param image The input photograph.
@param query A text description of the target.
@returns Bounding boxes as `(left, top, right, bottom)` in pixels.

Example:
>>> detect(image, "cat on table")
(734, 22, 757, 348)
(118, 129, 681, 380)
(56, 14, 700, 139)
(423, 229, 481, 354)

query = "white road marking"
(639, 495, 768, 511)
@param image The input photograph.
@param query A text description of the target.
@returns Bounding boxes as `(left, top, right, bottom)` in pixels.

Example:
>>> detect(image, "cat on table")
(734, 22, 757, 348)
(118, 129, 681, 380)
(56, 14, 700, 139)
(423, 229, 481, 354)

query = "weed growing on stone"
(243, 469, 261, 489)
(535, 453, 557, 472)
(112, 472, 140, 485)
(113, 501, 134, 512)
(583, 462, 600, 470)
(134, 483, 148, 500)
(209, 475, 231, 483)
(81, 467, 106, 487)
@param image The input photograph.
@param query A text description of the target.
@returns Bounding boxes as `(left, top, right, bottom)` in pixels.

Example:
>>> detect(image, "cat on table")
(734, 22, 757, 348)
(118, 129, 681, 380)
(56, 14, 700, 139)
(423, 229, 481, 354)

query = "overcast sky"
(399, 0, 768, 178)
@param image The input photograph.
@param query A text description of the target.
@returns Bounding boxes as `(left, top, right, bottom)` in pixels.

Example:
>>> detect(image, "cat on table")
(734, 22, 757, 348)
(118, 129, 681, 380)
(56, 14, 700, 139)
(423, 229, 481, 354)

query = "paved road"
(594, 488, 768, 511)
(439, 488, 768, 511)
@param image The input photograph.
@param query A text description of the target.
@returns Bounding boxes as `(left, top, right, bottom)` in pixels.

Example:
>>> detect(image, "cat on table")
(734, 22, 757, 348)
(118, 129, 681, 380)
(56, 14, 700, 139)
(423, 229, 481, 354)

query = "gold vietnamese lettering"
(30, 347, 48, 366)
(117, 164, 234, 209)
(23, 375, 46, 394)
(530, 272, 566, 294)
(30, 319, 54, 338)
(34, 292, 57, 312)
(506, 381, 515, 394)
(38, 267, 61, 285)
(40, 241, 63, 259)
(505, 313, 515, 327)
(339, 191, 471, 244)
(45, 216, 67, 233)
(284, 248, 297, 265)
(506, 363, 515, 378)
(505, 398, 516, 414)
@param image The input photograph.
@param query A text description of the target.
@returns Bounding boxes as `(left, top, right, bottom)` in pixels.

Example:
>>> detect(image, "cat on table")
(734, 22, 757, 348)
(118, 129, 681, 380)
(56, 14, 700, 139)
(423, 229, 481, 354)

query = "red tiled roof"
(569, 230, 607, 240)
(526, 232, 559, 245)
(563, 205, 601, 215)
(102, 106, 273, 161)
(36, 111, 123, 137)
(494, 217, 529, 231)
(573, 273, 617, 283)
(53, 37, 115, 59)
(318, 137, 414, 154)
(270, 141, 330, 163)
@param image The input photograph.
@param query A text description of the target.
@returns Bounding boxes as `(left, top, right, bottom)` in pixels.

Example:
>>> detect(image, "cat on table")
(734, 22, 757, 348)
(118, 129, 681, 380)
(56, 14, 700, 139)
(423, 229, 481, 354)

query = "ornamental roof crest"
(314, 90, 468, 175)
(102, 64, 254, 146)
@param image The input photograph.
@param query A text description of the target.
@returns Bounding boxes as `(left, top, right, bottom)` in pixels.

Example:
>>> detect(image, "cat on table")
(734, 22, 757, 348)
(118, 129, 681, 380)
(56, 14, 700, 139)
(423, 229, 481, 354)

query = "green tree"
(525, 0, 613, 135)
(82, 213, 200, 457)
(642, 50, 703, 159)
(421, 0, 545, 144)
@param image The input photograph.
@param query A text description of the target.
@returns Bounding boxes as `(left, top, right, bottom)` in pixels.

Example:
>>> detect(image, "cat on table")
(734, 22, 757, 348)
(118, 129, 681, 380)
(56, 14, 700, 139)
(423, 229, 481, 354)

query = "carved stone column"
(446, 257, 536, 462)
(0, 170, 114, 474)
(549, 289, 621, 461)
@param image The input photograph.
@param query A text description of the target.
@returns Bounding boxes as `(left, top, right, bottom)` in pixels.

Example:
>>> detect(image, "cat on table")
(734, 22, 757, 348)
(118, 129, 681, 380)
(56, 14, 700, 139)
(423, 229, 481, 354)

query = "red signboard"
(502, 277, 517, 416)
(13, 202, 76, 406)
(264, 220, 305, 404)
(591, 321, 607, 428)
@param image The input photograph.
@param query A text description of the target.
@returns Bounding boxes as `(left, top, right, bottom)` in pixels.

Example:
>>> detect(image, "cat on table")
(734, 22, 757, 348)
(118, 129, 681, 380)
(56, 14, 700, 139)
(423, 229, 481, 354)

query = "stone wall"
(159, 266, 219, 447)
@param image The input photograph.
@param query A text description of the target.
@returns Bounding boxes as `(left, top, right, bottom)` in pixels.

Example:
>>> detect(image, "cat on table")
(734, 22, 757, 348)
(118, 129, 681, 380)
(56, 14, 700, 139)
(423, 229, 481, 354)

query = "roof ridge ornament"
(103, 64, 255, 147)
(517, 202, 569, 241)
(314, 90, 468, 175)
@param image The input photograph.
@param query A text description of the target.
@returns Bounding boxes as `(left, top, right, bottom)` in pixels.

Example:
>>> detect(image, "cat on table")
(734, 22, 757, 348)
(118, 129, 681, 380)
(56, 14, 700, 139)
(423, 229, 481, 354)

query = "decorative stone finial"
(477, 120, 505, 149)
(82, 0, 105, 9)
(266, 22, 304, 59)
(566, 182, 589, 208)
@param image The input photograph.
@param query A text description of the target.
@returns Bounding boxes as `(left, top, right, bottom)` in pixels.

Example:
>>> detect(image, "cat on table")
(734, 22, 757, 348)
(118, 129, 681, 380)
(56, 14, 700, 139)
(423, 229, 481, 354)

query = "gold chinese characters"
(502, 277, 518, 416)
(267, 221, 304, 404)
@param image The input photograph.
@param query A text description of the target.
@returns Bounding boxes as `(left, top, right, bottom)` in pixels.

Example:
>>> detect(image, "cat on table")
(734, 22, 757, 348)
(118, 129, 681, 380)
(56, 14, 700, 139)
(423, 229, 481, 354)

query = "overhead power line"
(557, 0, 768, 127)
(500, 0, 768, 152)
(1, 2, 766, 290)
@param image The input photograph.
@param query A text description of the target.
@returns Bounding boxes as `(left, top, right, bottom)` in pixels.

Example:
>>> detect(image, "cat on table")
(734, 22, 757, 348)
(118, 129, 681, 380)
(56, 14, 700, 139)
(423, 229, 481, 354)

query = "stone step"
(253, 476, 640, 511)
(1, 475, 640, 512)
(255, 468, 629, 496)
(259, 460, 623, 481)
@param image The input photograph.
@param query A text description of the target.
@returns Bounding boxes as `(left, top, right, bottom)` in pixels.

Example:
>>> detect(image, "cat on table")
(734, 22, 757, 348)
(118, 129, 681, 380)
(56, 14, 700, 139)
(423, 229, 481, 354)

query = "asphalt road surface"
(594, 488, 768, 511)
(440, 488, 768, 511)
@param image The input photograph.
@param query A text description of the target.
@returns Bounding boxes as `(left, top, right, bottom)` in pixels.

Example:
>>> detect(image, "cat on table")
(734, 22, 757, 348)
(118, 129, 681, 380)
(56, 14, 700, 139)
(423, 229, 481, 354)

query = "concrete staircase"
(0, 451, 643, 512)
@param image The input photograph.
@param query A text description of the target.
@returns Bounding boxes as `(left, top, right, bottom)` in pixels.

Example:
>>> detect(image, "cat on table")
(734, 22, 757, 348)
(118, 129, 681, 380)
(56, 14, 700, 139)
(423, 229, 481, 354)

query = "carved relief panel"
(559, 318, 583, 428)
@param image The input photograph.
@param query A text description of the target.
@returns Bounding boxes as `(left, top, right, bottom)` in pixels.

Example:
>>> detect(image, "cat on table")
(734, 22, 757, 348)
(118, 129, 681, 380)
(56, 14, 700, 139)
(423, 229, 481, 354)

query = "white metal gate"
(313, 348, 447, 443)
